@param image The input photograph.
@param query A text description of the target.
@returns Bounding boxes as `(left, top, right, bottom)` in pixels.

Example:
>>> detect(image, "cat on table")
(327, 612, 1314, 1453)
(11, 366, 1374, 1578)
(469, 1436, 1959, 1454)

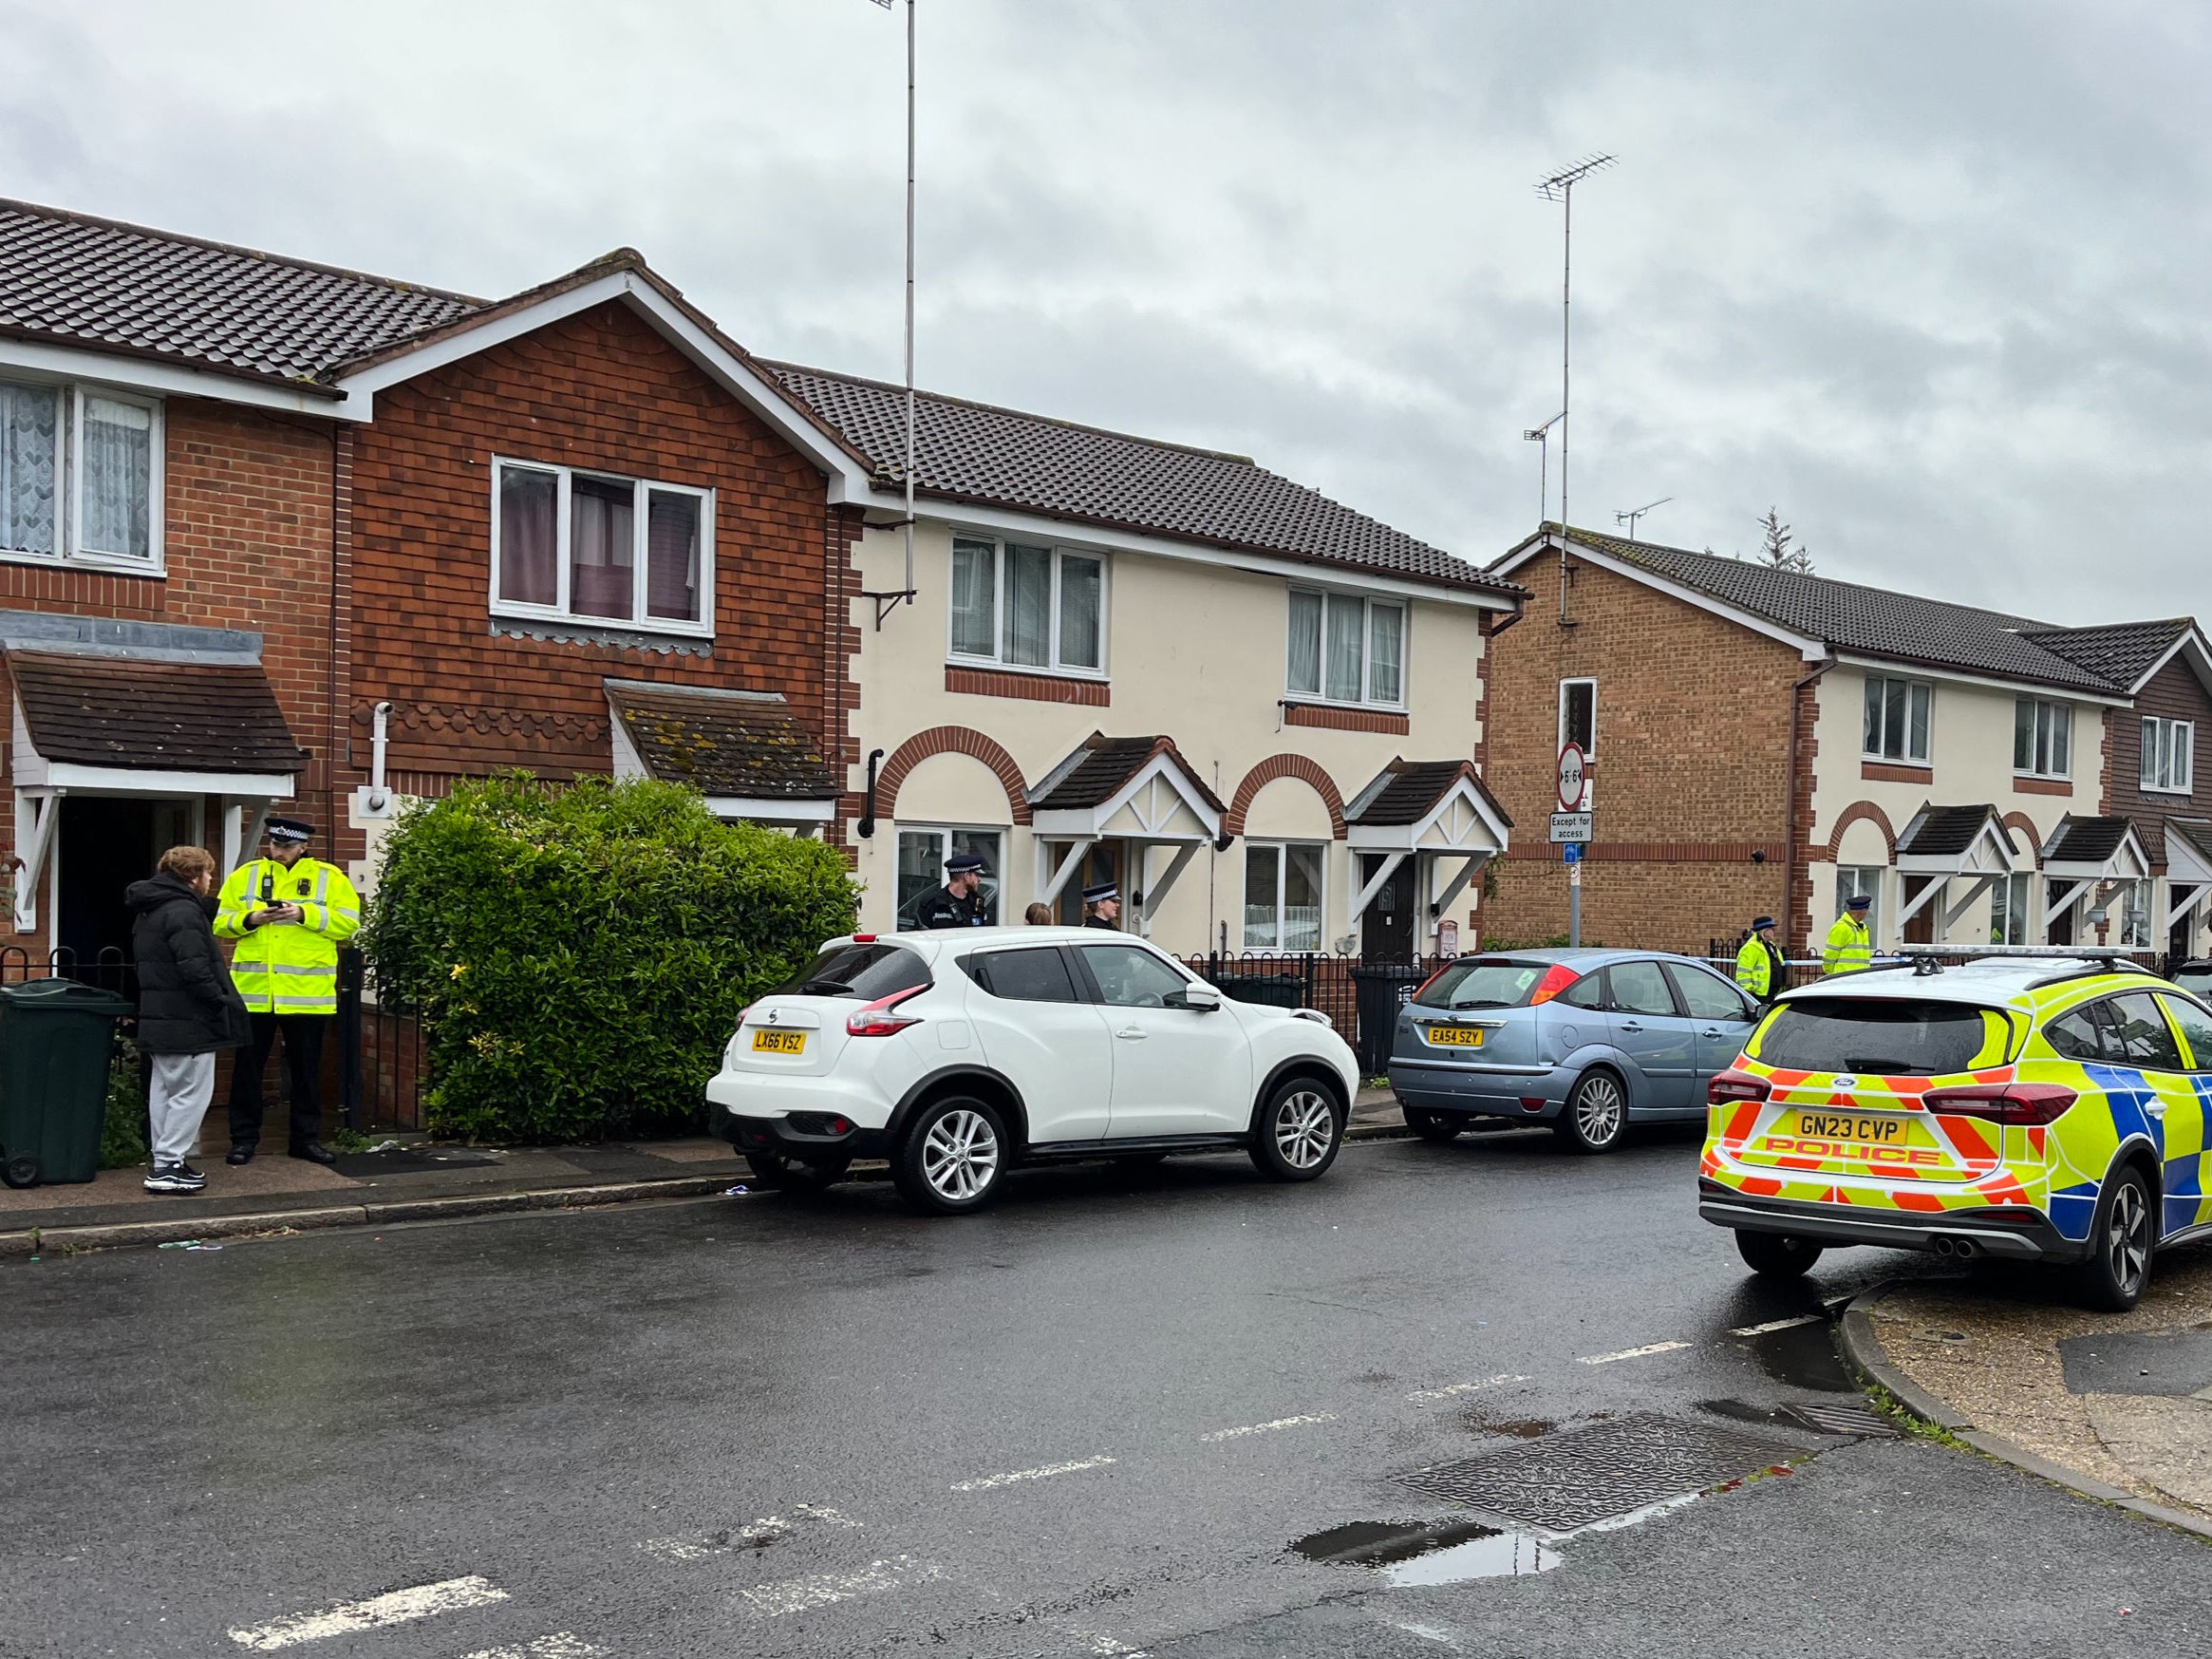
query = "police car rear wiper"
(1844, 1057, 1927, 1075)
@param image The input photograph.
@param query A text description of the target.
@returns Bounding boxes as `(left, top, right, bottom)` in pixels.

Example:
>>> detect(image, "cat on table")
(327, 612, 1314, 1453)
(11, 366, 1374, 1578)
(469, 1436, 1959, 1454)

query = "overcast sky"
(7, 1, 2208, 622)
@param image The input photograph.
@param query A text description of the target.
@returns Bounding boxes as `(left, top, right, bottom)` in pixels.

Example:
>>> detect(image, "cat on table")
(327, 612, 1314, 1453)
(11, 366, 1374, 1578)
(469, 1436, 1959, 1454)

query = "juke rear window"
(773, 942, 932, 1000)
(1753, 998, 1998, 1076)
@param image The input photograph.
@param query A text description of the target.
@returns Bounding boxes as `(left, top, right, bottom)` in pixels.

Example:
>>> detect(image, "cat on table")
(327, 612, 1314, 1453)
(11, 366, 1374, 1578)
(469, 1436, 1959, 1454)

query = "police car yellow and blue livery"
(1698, 952, 2212, 1310)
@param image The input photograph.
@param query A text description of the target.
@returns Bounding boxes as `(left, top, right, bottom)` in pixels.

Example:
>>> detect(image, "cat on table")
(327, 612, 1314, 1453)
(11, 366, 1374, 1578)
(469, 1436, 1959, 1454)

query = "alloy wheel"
(922, 1108, 1001, 1202)
(1575, 1075, 1624, 1146)
(2105, 1178, 2151, 1297)
(1274, 1090, 1337, 1171)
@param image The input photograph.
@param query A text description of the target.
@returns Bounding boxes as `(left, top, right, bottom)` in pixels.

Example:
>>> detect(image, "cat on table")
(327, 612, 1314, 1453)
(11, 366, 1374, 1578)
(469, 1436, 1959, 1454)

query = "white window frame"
(2012, 697, 2071, 781)
(893, 824, 1006, 927)
(1558, 676, 1598, 759)
(1863, 674, 1933, 764)
(2141, 716, 2196, 796)
(0, 373, 164, 575)
(488, 456, 715, 638)
(1242, 839, 1327, 952)
(1990, 871, 2033, 945)
(1838, 865, 1885, 945)
(945, 535, 1110, 678)
(1284, 586, 1408, 710)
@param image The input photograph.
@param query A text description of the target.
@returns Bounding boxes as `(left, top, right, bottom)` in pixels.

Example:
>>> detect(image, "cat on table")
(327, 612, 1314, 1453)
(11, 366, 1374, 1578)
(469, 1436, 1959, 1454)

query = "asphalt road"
(6, 1125, 2208, 1659)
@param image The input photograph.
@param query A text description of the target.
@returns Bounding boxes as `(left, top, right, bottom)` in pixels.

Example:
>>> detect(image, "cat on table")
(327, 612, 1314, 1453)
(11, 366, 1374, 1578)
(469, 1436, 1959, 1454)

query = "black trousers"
(227, 1013, 327, 1147)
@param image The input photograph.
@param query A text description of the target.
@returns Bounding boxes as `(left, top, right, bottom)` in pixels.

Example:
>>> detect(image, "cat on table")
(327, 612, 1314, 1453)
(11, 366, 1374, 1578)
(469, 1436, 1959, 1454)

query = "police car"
(1699, 950, 2212, 1310)
(706, 927, 1359, 1215)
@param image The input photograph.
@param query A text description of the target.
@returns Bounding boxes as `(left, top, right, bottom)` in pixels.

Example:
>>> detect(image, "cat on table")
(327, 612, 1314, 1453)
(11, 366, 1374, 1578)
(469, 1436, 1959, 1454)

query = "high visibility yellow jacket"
(1823, 912, 1871, 976)
(214, 857, 362, 1015)
(1735, 934, 1781, 999)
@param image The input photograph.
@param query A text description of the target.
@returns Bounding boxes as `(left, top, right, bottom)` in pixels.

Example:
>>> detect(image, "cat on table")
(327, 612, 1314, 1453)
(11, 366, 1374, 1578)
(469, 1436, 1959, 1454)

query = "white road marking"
(639, 1502, 862, 1560)
(228, 1576, 508, 1650)
(951, 1455, 1115, 1492)
(1576, 1340, 1693, 1366)
(1086, 1638, 1152, 1656)
(740, 1555, 943, 1617)
(1405, 1373, 1528, 1402)
(1200, 1412, 1337, 1442)
(1729, 1313, 1823, 1337)
(460, 1634, 602, 1659)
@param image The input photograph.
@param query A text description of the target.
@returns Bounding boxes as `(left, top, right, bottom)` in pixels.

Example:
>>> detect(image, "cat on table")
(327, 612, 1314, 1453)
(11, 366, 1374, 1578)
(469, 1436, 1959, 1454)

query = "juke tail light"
(1920, 1082, 2078, 1125)
(847, 984, 928, 1038)
(1708, 1069, 1772, 1106)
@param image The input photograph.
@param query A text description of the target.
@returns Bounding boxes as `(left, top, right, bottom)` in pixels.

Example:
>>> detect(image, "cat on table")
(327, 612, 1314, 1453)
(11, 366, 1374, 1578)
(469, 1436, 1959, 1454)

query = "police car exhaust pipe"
(1930, 1235, 1979, 1259)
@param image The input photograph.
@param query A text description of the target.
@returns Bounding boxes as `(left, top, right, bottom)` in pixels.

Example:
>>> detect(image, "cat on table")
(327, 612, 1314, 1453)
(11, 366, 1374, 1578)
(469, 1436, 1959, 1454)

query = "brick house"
(0, 200, 865, 971)
(758, 364, 1526, 957)
(1482, 525, 2212, 960)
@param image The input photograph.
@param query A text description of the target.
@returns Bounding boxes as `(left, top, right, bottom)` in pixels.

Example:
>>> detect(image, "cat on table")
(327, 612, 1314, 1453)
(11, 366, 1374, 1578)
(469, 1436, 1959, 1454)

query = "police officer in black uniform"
(1081, 881, 1121, 930)
(915, 852, 991, 930)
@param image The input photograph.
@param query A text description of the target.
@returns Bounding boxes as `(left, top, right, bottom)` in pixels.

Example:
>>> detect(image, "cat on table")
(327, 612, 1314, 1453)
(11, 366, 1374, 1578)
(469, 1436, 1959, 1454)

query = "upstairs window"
(2013, 698, 2071, 779)
(949, 536, 1105, 673)
(1864, 675, 1931, 764)
(0, 377, 161, 569)
(1287, 588, 1405, 707)
(2142, 717, 2195, 795)
(1559, 678, 1597, 757)
(492, 458, 711, 633)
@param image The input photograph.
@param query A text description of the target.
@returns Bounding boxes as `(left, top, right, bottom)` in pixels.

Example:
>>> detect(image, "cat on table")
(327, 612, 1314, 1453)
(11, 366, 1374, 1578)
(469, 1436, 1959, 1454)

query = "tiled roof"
(1896, 803, 2011, 858)
(2019, 619, 2193, 691)
(1529, 527, 2116, 694)
(760, 361, 1521, 597)
(0, 198, 483, 387)
(2041, 815, 2135, 865)
(9, 650, 308, 774)
(1028, 733, 1228, 814)
(605, 681, 837, 800)
(1344, 759, 1513, 829)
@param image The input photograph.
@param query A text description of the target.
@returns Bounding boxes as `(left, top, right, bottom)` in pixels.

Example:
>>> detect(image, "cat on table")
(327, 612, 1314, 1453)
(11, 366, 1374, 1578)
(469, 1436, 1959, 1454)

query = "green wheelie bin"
(0, 978, 134, 1187)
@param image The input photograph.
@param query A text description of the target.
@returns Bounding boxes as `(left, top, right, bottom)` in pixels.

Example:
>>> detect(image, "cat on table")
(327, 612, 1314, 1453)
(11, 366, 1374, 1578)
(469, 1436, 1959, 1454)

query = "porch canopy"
(7, 621, 309, 932)
(2163, 818, 2212, 943)
(1341, 759, 1513, 936)
(605, 679, 840, 831)
(1893, 802, 2021, 936)
(2038, 814, 2152, 941)
(1028, 733, 1226, 934)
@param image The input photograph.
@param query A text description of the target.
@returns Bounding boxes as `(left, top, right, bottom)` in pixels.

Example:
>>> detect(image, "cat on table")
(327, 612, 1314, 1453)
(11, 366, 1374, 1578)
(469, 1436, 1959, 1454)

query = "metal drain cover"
(1782, 1401, 1900, 1439)
(1397, 1413, 1804, 1532)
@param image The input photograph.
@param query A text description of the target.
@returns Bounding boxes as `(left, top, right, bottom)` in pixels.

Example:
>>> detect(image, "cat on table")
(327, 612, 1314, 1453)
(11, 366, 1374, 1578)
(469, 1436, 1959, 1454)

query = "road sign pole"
(1569, 858, 1582, 948)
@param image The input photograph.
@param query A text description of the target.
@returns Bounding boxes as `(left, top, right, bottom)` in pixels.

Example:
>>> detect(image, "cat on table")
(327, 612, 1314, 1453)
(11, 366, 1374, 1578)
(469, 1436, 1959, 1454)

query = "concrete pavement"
(6, 1124, 2205, 1656)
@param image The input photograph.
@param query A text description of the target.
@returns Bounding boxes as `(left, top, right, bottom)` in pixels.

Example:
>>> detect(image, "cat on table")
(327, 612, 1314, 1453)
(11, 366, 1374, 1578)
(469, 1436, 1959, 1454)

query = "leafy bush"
(101, 1038, 149, 1170)
(359, 774, 857, 1143)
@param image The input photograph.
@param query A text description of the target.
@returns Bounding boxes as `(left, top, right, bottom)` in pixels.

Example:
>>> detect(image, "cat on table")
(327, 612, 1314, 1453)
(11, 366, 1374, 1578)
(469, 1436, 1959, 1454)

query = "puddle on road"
(1749, 1319, 1854, 1393)
(1289, 1518, 1561, 1583)
(1693, 1397, 1792, 1429)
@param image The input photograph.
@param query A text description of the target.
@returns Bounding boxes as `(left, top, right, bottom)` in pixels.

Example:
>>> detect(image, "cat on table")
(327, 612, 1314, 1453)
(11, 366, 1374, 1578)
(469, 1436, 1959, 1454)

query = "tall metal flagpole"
(1535, 156, 1613, 624)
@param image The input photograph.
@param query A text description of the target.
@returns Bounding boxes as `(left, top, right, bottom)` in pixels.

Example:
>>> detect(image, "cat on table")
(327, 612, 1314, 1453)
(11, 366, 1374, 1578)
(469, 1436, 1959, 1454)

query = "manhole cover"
(1781, 1401, 1900, 1439)
(1397, 1413, 1804, 1532)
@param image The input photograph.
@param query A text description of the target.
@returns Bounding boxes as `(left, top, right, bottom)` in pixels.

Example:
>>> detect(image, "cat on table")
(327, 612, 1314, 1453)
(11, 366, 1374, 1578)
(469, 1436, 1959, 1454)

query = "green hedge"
(359, 774, 857, 1142)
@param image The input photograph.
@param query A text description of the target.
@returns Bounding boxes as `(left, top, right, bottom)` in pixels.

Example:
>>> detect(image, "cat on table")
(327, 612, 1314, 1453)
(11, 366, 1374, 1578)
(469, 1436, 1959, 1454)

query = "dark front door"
(1359, 855, 1415, 961)
(57, 797, 194, 991)
(2047, 880, 2076, 946)
(1901, 877, 1937, 945)
(2169, 887, 2198, 961)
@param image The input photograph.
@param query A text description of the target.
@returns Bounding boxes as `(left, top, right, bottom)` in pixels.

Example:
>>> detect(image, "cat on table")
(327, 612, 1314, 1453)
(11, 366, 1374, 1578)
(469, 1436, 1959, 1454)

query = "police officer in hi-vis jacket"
(214, 818, 361, 1164)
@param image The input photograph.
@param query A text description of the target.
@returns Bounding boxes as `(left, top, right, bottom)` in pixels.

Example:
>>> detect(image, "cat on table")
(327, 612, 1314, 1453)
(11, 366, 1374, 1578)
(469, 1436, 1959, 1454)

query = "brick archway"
(1820, 799, 1900, 863)
(877, 726, 1032, 824)
(2001, 811, 2042, 860)
(1224, 754, 1348, 839)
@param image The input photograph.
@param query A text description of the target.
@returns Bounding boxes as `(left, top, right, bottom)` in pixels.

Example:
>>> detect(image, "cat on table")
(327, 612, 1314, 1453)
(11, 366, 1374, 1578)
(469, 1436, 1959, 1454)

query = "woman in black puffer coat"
(126, 845, 252, 1194)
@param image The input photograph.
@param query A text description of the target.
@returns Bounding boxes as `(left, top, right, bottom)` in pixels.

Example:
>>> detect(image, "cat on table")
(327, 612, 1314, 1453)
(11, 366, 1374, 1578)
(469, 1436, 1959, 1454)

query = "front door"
(1053, 841, 1126, 927)
(1901, 877, 1937, 945)
(1076, 941, 1250, 1137)
(2168, 887, 2199, 962)
(56, 796, 196, 990)
(1359, 855, 1415, 962)
(2048, 881, 2076, 946)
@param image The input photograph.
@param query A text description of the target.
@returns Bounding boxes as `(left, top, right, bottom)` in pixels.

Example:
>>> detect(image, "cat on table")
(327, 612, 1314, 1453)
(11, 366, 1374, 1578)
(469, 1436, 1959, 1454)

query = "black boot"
(290, 1141, 337, 1165)
(227, 1143, 255, 1166)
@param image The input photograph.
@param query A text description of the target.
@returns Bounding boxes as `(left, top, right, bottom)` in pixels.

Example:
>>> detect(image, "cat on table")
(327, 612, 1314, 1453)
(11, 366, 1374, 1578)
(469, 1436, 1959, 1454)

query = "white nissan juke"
(706, 927, 1359, 1215)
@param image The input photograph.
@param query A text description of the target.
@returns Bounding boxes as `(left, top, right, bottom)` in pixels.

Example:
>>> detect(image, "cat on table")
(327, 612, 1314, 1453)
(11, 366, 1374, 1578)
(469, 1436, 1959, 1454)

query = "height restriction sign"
(1557, 743, 1587, 811)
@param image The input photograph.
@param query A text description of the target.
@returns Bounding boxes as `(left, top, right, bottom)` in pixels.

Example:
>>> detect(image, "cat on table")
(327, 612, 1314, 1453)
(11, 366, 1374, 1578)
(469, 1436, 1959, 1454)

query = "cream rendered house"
(760, 365, 1525, 958)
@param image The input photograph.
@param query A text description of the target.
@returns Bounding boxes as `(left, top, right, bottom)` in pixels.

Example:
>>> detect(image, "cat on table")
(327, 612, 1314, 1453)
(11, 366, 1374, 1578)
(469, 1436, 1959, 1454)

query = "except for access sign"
(1549, 811, 1594, 843)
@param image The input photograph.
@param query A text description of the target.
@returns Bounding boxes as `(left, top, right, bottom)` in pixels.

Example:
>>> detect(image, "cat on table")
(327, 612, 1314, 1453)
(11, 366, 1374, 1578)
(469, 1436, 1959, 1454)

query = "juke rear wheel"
(2074, 1165, 2155, 1312)
(894, 1096, 1007, 1216)
(1249, 1079, 1343, 1182)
